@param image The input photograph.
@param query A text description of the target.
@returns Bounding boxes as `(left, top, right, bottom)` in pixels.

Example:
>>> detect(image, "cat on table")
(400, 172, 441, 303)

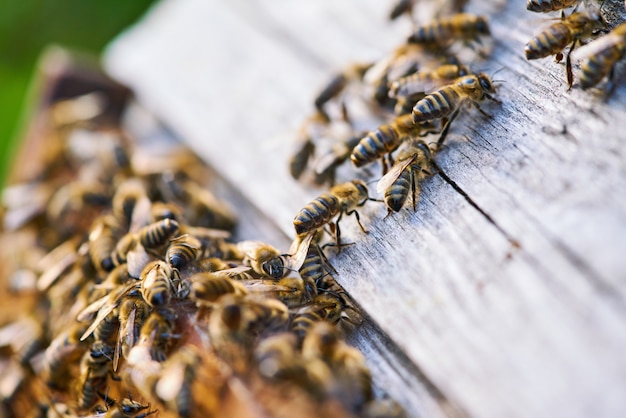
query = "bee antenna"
(491, 79, 506, 83)
(491, 67, 505, 76)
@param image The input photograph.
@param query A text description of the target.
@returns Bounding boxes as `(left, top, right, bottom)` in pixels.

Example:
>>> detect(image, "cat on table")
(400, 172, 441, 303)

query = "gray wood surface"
(104, 1, 626, 417)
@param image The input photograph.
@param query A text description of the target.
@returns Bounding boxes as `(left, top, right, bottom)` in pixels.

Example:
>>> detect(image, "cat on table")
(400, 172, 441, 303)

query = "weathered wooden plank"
(104, 0, 626, 417)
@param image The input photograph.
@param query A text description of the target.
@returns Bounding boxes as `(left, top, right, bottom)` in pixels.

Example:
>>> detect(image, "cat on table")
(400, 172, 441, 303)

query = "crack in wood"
(431, 160, 520, 249)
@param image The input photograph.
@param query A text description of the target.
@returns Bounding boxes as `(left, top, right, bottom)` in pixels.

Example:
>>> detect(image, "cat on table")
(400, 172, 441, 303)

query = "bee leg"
(411, 170, 417, 212)
(380, 156, 389, 175)
(566, 40, 578, 90)
(474, 103, 493, 119)
(436, 108, 459, 149)
(317, 243, 339, 274)
(604, 65, 617, 100)
(341, 101, 351, 124)
(334, 211, 344, 251)
(346, 208, 368, 234)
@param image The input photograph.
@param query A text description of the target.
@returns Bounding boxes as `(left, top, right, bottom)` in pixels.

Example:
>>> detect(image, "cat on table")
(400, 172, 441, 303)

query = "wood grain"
(104, 0, 626, 417)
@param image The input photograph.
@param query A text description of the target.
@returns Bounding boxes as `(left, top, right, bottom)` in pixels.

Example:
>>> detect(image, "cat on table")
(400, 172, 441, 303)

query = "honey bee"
(243, 276, 313, 308)
(114, 295, 151, 371)
(78, 282, 141, 341)
(290, 138, 316, 181)
(376, 140, 432, 215)
(137, 218, 180, 250)
(313, 135, 361, 186)
(574, 22, 626, 91)
(154, 346, 202, 418)
(350, 115, 437, 168)
(301, 322, 373, 410)
(412, 73, 497, 122)
(88, 215, 123, 273)
(524, 9, 605, 88)
(111, 232, 138, 267)
(291, 293, 345, 341)
(407, 14, 490, 47)
(42, 323, 90, 390)
(140, 260, 175, 307)
(389, 64, 471, 100)
(189, 271, 249, 307)
(242, 295, 290, 334)
(166, 234, 202, 270)
(150, 201, 184, 223)
(137, 308, 178, 362)
(112, 178, 150, 231)
(526, 0, 580, 13)
(254, 333, 304, 380)
(293, 180, 375, 248)
(244, 233, 314, 280)
(314, 63, 373, 121)
(75, 341, 115, 410)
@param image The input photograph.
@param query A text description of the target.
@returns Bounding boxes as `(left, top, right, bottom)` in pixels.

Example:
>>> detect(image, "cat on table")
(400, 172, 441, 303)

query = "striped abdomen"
(525, 23, 572, 59)
(138, 218, 180, 249)
(299, 246, 325, 286)
(190, 273, 237, 303)
(291, 310, 324, 341)
(526, 0, 578, 13)
(580, 46, 624, 89)
(350, 125, 400, 167)
(384, 169, 413, 213)
(412, 86, 461, 122)
(293, 193, 340, 235)
(408, 14, 487, 44)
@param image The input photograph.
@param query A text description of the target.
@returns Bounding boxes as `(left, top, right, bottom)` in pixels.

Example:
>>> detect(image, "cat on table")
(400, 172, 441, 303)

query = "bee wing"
(285, 232, 315, 271)
(181, 225, 231, 240)
(242, 280, 295, 293)
(78, 282, 139, 341)
(376, 155, 417, 194)
(129, 195, 152, 233)
(572, 32, 624, 61)
(113, 307, 135, 371)
(236, 241, 265, 259)
(219, 266, 253, 277)
(127, 244, 152, 279)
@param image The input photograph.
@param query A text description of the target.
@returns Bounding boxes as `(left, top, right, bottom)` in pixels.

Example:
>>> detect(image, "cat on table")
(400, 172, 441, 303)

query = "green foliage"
(0, 0, 155, 185)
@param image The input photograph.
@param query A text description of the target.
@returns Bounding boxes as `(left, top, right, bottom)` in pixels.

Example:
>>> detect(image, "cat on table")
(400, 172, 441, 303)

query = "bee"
(526, 0, 580, 13)
(77, 282, 141, 341)
(313, 135, 362, 186)
(111, 232, 138, 266)
(150, 201, 184, 223)
(289, 111, 327, 181)
(189, 271, 249, 307)
(574, 22, 626, 91)
(412, 73, 497, 123)
(114, 295, 151, 371)
(524, 9, 605, 88)
(243, 276, 313, 308)
(137, 218, 180, 250)
(154, 346, 203, 418)
(389, 64, 471, 100)
(314, 63, 373, 121)
(376, 140, 433, 215)
(350, 115, 437, 168)
(166, 234, 202, 270)
(254, 333, 304, 380)
(75, 341, 115, 410)
(137, 308, 178, 362)
(293, 180, 376, 248)
(301, 322, 373, 410)
(88, 215, 123, 273)
(407, 14, 490, 47)
(242, 295, 290, 334)
(42, 323, 90, 390)
(291, 292, 345, 341)
(243, 233, 314, 280)
(140, 260, 175, 307)
(112, 178, 150, 231)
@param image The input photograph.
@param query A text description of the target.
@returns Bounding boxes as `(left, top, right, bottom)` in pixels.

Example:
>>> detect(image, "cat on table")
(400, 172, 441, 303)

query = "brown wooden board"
(104, 1, 626, 417)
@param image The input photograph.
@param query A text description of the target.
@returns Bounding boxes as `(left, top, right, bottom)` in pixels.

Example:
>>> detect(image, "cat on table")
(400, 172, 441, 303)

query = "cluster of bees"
(288, 0, 625, 255)
(524, 0, 626, 92)
(0, 86, 404, 417)
(289, 0, 500, 247)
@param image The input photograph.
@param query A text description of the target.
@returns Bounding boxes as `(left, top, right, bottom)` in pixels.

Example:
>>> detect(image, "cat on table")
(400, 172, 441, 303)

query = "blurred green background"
(0, 0, 156, 187)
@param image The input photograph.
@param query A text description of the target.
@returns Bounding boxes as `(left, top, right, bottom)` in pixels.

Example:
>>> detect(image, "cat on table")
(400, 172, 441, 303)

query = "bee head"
(262, 256, 286, 279)
(351, 179, 369, 200)
(476, 16, 490, 35)
(477, 73, 496, 94)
